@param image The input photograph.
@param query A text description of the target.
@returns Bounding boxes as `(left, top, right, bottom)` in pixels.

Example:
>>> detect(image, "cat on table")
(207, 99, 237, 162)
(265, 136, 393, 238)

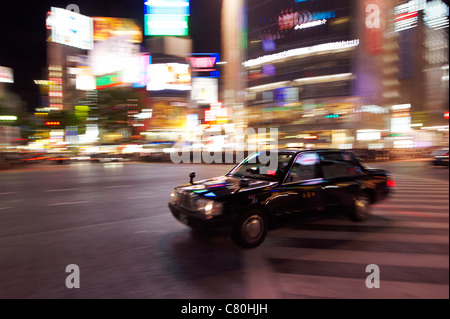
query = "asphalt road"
(0, 160, 448, 299)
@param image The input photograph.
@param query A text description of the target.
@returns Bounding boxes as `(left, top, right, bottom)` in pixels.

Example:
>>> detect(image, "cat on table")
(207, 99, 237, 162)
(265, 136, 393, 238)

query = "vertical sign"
(365, 0, 384, 55)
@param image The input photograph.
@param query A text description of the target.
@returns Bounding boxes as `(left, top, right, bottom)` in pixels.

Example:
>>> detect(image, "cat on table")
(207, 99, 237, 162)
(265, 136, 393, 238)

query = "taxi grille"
(177, 192, 196, 211)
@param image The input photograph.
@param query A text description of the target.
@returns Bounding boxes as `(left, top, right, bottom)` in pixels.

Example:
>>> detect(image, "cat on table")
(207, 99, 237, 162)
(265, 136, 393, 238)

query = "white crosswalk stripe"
(251, 175, 449, 299)
(277, 273, 449, 299)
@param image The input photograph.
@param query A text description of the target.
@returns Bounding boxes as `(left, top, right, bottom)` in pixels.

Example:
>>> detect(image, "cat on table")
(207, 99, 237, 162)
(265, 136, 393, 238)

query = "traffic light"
(45, 121, 61, 126)
(326, 114, 340, 119)
(445, 112, 449, 120)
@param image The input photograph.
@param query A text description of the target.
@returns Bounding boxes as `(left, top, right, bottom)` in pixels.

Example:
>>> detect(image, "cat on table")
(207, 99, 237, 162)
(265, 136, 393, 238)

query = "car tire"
(232, 209, 268, 249)
(349, 193, 371, 222)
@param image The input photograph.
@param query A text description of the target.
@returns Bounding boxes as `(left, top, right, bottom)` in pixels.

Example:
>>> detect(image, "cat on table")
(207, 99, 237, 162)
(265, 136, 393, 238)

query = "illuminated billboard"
(146, 63, 191, 91)
(96, 73, 123, 90)
(247, 0, 352, 58)
(93, 17, 143, 43)
(191, 78, 218, 105)
(47, 7, 94, 50)
(133, 54, 152, 88)
(76, 74, 96, 91)
(0, 66, 13, 83)
(186, 53, 220, 77)
(89, 35, 140, 76)
(144, 0, 190, 36)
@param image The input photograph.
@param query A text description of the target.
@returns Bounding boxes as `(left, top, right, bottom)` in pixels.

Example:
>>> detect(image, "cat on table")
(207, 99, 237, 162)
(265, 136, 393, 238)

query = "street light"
(0, 115, 18, 121)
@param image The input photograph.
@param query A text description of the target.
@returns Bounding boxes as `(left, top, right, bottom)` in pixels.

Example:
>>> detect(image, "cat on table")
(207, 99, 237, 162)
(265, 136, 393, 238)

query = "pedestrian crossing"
(247, 174, 449, 299)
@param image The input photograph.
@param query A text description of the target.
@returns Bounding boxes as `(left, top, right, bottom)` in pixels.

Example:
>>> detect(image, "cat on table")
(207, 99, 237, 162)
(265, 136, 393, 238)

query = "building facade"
(243, 0, 448, 149)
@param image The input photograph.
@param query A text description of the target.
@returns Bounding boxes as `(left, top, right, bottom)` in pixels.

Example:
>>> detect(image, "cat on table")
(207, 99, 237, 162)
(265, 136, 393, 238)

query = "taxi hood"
(175, 175, 277, 198)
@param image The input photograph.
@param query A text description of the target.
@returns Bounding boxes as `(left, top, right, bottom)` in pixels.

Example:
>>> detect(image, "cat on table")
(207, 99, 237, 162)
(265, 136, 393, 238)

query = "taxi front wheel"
(232, 209, 268, 249)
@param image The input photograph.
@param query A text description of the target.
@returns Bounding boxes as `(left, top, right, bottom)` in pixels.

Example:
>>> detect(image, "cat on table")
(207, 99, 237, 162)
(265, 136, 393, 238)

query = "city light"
(294, 19, 327, 29)
(243, 40, 360, 68)
(0, 66, 14, 83)
(45, 121, 61, 126)
(357, 130, 382, 141)
(394, 0, 449, 32)
(146, 63, 191, 91)
(0, 116, 18, 121)
(47, 7, 94, 50)
(144, 0, 190, 36)
(294, 73, 354, 84)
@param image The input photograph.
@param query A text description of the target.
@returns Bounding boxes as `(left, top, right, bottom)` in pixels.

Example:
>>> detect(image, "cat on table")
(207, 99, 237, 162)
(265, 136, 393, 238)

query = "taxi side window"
(285, 153, 319, 183)
(320, 152, 363, 179)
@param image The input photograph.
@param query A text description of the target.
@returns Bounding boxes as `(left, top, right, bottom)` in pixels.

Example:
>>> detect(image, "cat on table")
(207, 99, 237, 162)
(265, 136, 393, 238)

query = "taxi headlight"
(170, 190, 179, 203)
(196, 198, 223, 217)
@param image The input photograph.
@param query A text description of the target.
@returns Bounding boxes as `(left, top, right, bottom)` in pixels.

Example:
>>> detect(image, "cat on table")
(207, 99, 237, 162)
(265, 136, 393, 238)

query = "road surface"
(0, 160, 448, 298)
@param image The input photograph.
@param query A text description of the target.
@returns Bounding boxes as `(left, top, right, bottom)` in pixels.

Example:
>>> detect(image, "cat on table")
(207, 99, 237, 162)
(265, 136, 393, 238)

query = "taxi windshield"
(228, 152, 294, 181)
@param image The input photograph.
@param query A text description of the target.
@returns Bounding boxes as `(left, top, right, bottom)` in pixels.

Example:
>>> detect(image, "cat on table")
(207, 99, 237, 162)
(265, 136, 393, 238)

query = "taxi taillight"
(387, 177, 396, 188)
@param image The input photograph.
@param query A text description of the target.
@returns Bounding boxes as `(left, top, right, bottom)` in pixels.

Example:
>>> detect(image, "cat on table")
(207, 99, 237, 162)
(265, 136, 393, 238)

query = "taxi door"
(276, 152, 324, 214)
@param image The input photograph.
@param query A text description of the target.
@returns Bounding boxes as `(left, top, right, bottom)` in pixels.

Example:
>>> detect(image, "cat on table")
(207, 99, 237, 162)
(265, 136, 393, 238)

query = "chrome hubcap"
(355, 197, 369, 217)
(243, 215, 263, 241)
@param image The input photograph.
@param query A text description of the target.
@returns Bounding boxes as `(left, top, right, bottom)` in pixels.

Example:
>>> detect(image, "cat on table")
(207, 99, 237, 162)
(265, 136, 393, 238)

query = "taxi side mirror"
(189, 171, 196, 184)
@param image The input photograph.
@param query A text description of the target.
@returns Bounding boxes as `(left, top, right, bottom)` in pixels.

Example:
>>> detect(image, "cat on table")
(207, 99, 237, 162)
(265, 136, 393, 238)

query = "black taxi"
(169, 149, 394, 248)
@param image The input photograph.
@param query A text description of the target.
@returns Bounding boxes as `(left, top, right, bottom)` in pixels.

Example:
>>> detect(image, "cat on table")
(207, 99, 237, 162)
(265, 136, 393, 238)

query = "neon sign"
(47, 7, 94, 50)
(0, 66, 13, 83)
(278, 10, 335, 31)
(394, 0, 448, 32)
(187, 57, 216, 70)
(295, 19, 327, 29)
(423, 0, 449, 30)
(186, 53, 220, 77)
(146, 63, 191, 91)
(144, 0, 190, 36)
(243, 39, 360, 68)
(96, 73, 123, 89)
(93, 17, 143, 43)
(204, 102, 232, 124)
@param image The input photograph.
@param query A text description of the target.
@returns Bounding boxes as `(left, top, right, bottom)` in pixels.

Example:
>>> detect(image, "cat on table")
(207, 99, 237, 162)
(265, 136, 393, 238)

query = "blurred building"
(138, 0, 192, 142)
(45, 7, 95, 112)
(40, 7, 153, 147)
(243, 0, 448, 149)
(144, 38, 192, 138)
(1, 66, 26, 146)
(222, 0, 247, 124)
(384, 0, 449, 148)
(0, 66, 26, 113)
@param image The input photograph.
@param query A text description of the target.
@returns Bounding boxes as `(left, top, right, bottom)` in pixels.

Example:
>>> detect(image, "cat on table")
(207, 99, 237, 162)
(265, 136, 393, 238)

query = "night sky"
(0, 0, 222, 112)
(1, 0, 449, 112)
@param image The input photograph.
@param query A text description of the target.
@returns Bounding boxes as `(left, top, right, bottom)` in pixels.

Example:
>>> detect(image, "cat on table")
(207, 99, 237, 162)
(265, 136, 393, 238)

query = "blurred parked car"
(140, 141, 176, 162)
(91, 153, 130, 163)
(20, 152, 49, 164)
(47, 153, 73, 164)
(431, 148, 449, 167)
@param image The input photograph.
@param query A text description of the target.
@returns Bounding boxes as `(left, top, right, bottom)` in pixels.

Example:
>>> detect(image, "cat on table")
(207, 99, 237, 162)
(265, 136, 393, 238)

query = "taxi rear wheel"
(349, 193, 371, 222)
(232, 209, 268, 249)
